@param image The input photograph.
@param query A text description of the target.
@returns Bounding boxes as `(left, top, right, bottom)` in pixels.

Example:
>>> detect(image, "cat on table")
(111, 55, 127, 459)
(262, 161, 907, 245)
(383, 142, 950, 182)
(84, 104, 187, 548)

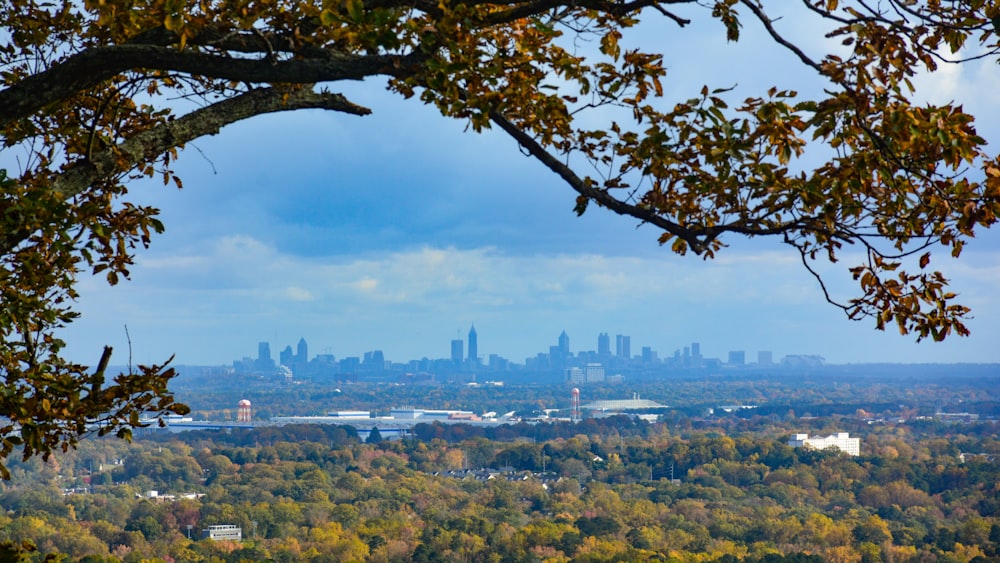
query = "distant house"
(788, 432, 860, 456)
(203, 525, 242, 542)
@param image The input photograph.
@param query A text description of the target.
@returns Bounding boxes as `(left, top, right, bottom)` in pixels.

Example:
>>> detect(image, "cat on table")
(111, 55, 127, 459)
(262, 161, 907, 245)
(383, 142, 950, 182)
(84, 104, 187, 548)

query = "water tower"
(237, 399, 252, 423)
(571, 388, 581, 422)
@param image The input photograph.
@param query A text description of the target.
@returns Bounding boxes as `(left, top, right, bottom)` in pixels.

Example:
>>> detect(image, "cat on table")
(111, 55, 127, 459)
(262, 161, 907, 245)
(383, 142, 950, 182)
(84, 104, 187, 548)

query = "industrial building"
(580, 393, 669, 412)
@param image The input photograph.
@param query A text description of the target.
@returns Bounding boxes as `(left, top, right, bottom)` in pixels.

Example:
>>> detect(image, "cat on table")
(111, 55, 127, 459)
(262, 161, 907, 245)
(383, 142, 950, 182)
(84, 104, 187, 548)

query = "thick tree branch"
(49, 87, 370, 199)
(0, 45, 416, 128)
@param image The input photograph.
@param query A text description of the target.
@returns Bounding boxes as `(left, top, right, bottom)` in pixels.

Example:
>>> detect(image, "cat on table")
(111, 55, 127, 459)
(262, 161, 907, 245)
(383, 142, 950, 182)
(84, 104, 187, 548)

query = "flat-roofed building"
(788, 432, 860, 456)
(203, 525, 242, 542)
(581, 393, 668, 412)
(585, 363, 605, 383)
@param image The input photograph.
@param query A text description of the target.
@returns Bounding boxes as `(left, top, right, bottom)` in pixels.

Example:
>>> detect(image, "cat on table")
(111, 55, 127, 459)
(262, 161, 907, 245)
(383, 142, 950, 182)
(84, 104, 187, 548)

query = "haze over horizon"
(52, 5, 1000, 368)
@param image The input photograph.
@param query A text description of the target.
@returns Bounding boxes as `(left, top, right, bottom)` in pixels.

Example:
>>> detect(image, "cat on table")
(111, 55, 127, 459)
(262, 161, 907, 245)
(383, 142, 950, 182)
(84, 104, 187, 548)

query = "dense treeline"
(1, 405, 999, 562)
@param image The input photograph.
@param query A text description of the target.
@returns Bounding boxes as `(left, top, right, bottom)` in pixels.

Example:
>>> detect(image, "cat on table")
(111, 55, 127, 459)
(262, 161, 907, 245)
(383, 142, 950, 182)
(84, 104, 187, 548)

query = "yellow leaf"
(164, 13, 183, 32)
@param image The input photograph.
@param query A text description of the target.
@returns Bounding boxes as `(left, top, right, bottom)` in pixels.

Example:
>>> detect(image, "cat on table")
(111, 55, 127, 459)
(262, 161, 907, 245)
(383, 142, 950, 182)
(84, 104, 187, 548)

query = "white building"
(566, 367, 584, 384)
(203, 525, 242, 541)
(788, 432, 860, 456)
(580, 394, 669, 412)
(388, 408, 475, 420)
(584, 363, 605, 383)
(565, 364, 605, 384)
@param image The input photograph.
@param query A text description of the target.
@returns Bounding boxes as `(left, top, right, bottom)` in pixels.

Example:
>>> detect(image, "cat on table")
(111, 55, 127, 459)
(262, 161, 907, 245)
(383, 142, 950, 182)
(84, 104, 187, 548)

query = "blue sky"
(59, 5, 1000, 367)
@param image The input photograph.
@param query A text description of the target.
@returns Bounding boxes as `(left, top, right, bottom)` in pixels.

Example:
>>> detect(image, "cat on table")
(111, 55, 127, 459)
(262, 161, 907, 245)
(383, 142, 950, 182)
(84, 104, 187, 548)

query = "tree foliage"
(2, 2, 999, 471)
(3, 398, 1000, 561)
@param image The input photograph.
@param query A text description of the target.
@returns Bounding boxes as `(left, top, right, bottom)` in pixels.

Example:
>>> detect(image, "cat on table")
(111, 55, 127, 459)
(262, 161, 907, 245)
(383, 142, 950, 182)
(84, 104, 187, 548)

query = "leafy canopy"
(1, 1, 999, 472)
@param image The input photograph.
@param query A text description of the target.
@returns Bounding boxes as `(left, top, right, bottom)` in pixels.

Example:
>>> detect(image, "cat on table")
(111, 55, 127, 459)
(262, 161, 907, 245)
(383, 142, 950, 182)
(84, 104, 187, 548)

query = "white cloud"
(353, 277, 379, 292)
(285, 286, 314, 301)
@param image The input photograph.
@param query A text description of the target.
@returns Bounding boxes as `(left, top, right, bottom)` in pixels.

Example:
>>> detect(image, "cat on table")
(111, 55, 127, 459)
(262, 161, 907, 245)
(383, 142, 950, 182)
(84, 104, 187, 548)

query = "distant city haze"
(233, 326, 820, 377)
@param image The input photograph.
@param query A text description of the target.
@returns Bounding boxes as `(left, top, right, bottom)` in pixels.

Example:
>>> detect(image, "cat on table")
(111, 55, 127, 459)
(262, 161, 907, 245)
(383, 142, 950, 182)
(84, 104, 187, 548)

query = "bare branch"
(488, 109, 711, 254)
(741, 1, 824, 74)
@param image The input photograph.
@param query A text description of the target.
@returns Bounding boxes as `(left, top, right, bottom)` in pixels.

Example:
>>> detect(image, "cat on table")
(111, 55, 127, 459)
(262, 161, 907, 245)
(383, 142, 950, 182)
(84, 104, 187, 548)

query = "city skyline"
(234, 327, 834, 372)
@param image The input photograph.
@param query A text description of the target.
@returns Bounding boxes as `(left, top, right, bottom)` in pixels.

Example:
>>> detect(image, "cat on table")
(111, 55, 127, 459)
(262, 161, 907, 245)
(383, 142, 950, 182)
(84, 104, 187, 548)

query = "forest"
(0, 370, 998, 562)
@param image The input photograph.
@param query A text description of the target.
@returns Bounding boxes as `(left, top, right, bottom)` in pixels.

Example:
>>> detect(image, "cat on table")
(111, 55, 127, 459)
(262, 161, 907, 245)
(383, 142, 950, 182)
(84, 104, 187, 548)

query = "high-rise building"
(279, 345, 294, 368)
(597, 333, 610, 355)
(758, 350, 773, 366)
(255, 341, 275, 372)
(364, 350, 385, 370)
(615, 334, 631, 359)
(468, 325, 478, 366)
(558, 330, 570, 359)
(641, 346, 657, 363)
(297, 337, 308, 364)
(728, 350, 745, 365)
(451, 339, 464, 366)
(691, 342, 702, 368)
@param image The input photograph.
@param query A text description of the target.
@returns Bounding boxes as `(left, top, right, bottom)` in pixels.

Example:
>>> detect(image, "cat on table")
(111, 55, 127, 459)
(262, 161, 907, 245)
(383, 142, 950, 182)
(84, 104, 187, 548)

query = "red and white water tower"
(237, 399, 252, 423)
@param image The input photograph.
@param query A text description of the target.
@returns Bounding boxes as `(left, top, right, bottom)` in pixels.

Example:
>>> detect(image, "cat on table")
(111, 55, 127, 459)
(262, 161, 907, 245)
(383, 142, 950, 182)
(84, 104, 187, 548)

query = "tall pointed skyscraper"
(468, 324, 478, 367)
(297, 337, 308, 363)
(558, 330, 570, 359)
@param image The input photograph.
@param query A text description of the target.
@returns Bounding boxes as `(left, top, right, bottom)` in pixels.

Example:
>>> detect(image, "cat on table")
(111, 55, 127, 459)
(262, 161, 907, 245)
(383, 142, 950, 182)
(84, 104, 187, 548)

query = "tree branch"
(741, 0, 824, 74)
(49, 87, 371, 200)
(0, 45, 417, 128)
(488, 110, 711, 254)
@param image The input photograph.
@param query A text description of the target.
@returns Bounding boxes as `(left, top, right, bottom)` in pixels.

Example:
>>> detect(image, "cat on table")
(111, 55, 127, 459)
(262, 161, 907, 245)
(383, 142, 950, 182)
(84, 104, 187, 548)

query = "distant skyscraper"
(451, 339, 464, 366)
(367, 350, 385, 369)
(468, 325, 478, 366)
(598, 333, 610, 355)
(615, 334, 630, 359)
(728, 351, 745, 365)
(558, 330, 570, 359)
(758, 350, 773, 366)
(255, 341, 274, 372)
(642, 346, 656, 363)
(297, 337, 308, 364)
(279, 345, 293, 367)
(691, 342, 702, 368)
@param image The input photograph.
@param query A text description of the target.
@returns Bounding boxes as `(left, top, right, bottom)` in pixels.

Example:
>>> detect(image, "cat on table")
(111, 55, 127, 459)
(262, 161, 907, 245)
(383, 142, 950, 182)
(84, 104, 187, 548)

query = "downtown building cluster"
(231, 325, 806, 384)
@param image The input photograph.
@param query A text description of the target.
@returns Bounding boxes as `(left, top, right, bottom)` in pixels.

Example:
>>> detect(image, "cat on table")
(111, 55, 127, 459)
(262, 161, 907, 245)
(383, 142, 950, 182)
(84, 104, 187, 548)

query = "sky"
(57, 4, 1000, 367)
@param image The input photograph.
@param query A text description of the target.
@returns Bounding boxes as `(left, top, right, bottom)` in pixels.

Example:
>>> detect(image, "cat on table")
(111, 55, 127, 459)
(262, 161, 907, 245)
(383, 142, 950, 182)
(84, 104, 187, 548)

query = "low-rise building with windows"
(788, 432, 860, 456)
(203, 525, 242, 542)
